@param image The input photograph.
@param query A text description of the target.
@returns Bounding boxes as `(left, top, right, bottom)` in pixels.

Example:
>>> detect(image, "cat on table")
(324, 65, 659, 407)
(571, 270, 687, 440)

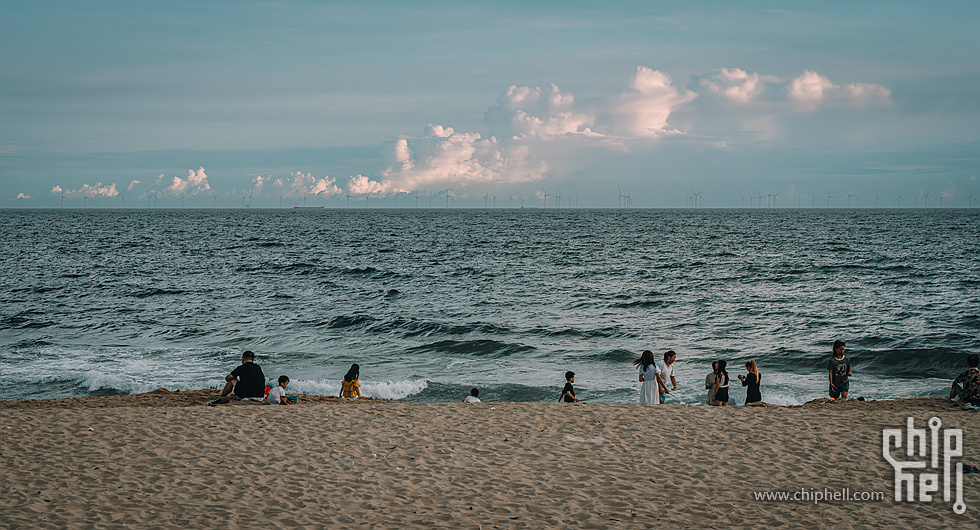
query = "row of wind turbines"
(41, 185, 979, 209)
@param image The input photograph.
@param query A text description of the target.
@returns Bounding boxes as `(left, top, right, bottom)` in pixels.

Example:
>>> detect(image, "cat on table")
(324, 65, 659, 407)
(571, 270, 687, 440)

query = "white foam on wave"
(287, 378, 428, 400)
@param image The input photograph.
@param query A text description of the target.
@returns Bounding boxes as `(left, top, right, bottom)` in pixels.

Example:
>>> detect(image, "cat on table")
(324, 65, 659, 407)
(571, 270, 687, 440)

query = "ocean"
(1, 208, 977, 405)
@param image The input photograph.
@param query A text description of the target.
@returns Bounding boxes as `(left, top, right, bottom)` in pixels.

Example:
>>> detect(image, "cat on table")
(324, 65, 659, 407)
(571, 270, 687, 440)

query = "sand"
(1, 392, 978, 528)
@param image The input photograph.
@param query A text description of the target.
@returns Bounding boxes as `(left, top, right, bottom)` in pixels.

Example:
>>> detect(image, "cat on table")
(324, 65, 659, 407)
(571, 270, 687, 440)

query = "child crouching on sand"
(267, 375, 296, 405)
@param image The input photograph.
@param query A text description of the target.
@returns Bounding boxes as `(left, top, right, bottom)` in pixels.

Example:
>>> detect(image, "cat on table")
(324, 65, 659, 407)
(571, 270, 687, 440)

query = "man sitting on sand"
(950, 354, 980, 406)
(215, 351, 266, 402)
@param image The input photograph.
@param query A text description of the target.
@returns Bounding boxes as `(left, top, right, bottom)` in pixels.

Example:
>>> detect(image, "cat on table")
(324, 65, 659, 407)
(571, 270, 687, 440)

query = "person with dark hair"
(560, 371, 580, 402)
(339, 364, 361, 398)
(705, 361, 718, 404)
(463, 388, 481, 403)
(828, 340, 852, 400)
(656, 350, 678, 403)
(213, 351, 266, 403)
(633, 350, 663, 404)
(268, 375, 294, 405)
(738, 360, 762, 404)
(949, 354, 980, 406)
(711, 360, 730, 406)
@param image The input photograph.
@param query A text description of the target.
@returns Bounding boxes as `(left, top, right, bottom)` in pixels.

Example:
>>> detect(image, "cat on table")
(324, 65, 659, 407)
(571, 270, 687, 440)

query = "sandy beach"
(1, 391, 978, 528)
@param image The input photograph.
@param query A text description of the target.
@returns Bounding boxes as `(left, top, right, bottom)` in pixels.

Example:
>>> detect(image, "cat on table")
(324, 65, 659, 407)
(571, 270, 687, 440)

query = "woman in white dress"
(633, 350, 662, 404)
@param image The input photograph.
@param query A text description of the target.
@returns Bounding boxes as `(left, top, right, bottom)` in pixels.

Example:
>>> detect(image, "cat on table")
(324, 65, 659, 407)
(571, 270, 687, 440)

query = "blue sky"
(2, 1, 978, 208)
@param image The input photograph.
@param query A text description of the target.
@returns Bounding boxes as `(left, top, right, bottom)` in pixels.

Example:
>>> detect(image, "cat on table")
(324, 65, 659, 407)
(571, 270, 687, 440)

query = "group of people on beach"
(207, 351, 362, 406)
(631, 340, 848, 406)
(210, 340, 980, 407)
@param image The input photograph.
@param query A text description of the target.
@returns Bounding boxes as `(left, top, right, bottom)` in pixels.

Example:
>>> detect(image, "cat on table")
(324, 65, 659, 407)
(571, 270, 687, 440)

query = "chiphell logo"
(883, 417, 965, 514)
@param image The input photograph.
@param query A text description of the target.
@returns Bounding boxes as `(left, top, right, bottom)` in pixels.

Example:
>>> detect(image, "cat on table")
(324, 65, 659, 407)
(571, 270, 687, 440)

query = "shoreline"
(0, 387, 954, 409)
(1, 392, 978, 526)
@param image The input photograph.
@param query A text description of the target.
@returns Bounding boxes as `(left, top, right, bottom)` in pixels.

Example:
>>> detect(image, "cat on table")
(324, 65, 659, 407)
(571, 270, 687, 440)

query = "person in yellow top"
(339, 364, 361, 398)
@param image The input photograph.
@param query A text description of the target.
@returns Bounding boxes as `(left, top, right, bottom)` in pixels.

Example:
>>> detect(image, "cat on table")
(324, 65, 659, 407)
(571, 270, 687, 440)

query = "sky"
(2, 1, 978, 208)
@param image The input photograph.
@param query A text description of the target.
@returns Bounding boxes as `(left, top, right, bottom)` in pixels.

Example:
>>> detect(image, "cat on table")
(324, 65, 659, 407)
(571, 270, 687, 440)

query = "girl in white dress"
(633, 350, 662, 404)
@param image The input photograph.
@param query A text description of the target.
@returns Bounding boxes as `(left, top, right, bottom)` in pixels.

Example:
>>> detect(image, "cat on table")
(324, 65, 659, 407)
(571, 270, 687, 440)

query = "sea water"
(1, 208, 977, 405)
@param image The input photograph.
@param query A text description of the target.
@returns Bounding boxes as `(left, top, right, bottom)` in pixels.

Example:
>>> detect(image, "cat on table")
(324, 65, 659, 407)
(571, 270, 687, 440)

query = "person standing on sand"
(560, 371, 580, 402)
(738, 360, 762, 404)
(705, 361, 718, 404)
(828, 340, 852, 400)
(656, 350, 677, 403)
(711, 360, 730, 406)
(339, 364, 361, 398)
(215, 351, 266, 401)
(633, 350, 663, 404)
(949, 354, 980, 406)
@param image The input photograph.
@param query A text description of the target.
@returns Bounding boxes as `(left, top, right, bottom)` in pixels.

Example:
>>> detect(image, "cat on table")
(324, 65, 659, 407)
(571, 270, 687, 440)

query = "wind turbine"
(82, 193, 88, 209)
(491, 193, 497, 208)
(415, 192, 421, 208)
(120, 194, 125, 208)
(211, 191, 217, 208)
(61, 195, 66, 208)
(938, 191, 948, 208)
(811, 192, 817, 208)
(921, 189, 930, 208)
(345, 192, 352, 209)
(895, 190, 904, 208)
(484, 190, 490, 208)
(554, 189, 562, 209)
(968, 189, 977, 208)
(542, 189, 550, 208)
(749, 193, 756, 208)
(770, 190, 779, 208)
(844, 190, 856, 208)
(178, 195, 185, 209)
(875, 193, 883, 208)
(618, 187, 625, 209)
(826, 190, 834, 208)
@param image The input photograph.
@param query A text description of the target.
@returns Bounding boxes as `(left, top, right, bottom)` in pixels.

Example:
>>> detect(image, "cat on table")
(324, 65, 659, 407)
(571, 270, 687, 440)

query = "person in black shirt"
(560, 371, 580, 402)
(217, 351, 266, 401)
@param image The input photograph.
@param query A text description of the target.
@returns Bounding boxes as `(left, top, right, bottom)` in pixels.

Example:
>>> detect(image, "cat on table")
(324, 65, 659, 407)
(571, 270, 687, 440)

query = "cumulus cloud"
(17, 193, 30, 199)
(317, 65, 892, 198)
(274, 171, 344, 198)
(127, 180, 140, 191)
(788, 70, 890, 110)
(166, 166, 211, 196)
(53, 182, 120, 198)
(378, 124, 548, 194)
(611, 66, 698, 137)
(701, 68, 781, 103)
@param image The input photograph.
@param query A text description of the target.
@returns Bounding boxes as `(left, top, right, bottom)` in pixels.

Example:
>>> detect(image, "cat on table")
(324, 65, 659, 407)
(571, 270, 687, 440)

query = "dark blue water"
(1, 208, 977, 404)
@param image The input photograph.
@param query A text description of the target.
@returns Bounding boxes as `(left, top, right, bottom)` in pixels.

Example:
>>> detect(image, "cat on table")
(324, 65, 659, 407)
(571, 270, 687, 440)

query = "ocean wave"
(289, 378, 428, 400)
(367, 318, 510, 337)
(0, 313, 57, 330)
(406, 339, 535, 357)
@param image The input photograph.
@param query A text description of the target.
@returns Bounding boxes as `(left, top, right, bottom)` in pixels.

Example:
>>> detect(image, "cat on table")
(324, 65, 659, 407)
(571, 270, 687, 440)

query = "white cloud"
(275, 171, 343, 197)
(166, 167, 211, 196)
(701, 68, 780, 103)
(53, 182, 119, 198)
(16, 193, 30, 199)
(611, 66, 698, 138)
(788, 70, 890, 111)
(127, 180, 140, 191)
